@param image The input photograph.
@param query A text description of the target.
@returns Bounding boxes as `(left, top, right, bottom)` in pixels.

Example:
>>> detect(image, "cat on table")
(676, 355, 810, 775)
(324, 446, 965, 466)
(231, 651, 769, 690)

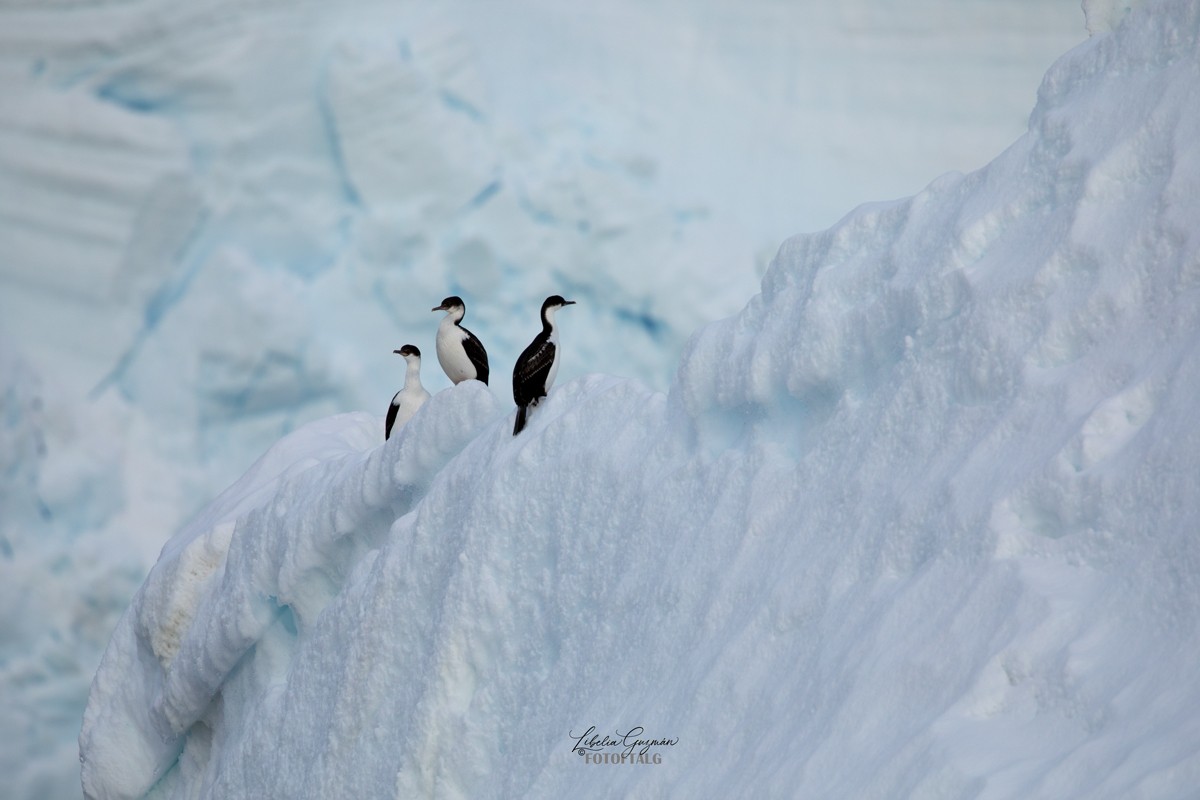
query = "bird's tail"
(513, 404, 528, 436)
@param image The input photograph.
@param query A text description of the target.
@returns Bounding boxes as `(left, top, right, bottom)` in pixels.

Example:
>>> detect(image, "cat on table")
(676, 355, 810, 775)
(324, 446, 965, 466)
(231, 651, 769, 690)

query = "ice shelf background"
(0, 0, 1154, 797)
(79, 0, 1200, 795)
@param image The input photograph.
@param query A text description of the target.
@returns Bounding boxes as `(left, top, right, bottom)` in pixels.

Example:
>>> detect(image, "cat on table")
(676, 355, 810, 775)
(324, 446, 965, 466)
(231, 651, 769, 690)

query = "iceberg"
(0, 2, 1085, 795)
(80, 1, 1200, 797)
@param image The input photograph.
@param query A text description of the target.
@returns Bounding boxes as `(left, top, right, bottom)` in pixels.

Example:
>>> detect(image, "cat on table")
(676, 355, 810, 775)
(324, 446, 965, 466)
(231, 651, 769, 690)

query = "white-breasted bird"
(432, 295, 489, 385)
(385, 344, 431, 440)
(512, 295, 575, 436)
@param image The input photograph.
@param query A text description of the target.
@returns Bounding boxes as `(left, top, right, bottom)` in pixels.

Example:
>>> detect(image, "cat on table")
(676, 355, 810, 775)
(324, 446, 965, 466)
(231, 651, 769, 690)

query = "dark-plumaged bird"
(385, 345, 431, 440)
(432, 295, 489, 385)
(512, 295, 575, 436)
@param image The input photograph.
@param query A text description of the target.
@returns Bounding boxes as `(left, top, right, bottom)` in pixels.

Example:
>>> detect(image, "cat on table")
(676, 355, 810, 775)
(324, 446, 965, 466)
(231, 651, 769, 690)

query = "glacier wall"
(1, 2, 1086, 797)
(80, 1, 1200, 797)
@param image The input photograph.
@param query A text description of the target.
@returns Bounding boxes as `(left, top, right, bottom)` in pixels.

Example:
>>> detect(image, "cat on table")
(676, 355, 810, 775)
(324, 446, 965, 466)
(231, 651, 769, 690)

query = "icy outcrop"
(1, 3, 1085, 795)
(81, 2, 1200, 797)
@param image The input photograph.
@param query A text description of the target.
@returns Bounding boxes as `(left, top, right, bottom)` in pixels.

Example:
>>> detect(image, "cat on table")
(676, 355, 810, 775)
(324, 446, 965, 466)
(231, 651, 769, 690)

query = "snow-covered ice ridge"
(1, 2, 1084, 797)
(81, 1, 1200, 798)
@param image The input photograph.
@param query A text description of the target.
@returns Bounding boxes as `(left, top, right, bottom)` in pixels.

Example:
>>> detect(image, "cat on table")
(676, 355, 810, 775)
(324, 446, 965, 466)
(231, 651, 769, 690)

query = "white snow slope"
(81, 1, 1200, 798)
(1, 2, 1085, 797)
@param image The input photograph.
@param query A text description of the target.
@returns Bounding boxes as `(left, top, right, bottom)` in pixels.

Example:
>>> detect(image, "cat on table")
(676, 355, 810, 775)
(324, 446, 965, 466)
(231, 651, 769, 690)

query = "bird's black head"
(542, 295, 576, 310)
(394, 344, 421, 358)
(432, 296, 465, 313)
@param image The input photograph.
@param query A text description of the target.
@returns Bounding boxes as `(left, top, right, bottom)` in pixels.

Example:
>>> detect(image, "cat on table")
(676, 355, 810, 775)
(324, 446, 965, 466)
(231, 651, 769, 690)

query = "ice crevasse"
(81, 1, 1200, 798)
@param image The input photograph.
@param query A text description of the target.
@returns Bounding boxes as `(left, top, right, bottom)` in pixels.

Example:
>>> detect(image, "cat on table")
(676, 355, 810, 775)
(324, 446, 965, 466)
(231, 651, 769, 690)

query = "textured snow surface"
(0, 2, 1085, 797)
(80, 1, 1200, 797)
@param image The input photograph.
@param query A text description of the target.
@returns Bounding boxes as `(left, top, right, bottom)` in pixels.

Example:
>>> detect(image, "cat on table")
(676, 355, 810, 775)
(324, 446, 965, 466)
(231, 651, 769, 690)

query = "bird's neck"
(541, 306, 559, 336)
(404, 359, 423, 389)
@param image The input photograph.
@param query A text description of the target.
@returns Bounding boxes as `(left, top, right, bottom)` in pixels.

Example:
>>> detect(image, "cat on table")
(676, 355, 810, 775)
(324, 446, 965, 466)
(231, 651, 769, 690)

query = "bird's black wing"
(385, 402, 399, 440)
(461, 327, 490, 385)
(512, 337, 556, 406)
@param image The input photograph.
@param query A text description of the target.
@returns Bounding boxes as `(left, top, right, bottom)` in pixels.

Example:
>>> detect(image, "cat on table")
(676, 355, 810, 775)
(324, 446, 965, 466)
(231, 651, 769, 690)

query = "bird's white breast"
(545, 325, 562, 391)
(436, 319, 476, 382)
(391, 384, 430, 429)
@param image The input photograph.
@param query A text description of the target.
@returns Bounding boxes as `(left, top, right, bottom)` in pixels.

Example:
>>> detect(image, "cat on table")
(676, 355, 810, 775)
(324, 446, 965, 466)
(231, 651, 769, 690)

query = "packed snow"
(1, 2, 1086, 797)
(76, 0, 1200, 797)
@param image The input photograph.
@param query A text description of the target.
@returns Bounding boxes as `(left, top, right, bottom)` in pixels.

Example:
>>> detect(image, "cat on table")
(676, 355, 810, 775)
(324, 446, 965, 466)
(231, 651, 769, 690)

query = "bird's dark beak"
(393, 349, 404, 355)
(564, 300, 577, 306)
(431, 305, 443, 312)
